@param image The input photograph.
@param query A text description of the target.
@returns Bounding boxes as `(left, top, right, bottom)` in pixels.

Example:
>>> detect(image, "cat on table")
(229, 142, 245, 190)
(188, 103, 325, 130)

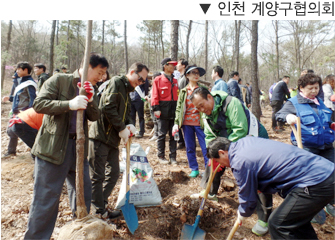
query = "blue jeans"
(24, 139, 92, 240)
(182, 125, 209, 171)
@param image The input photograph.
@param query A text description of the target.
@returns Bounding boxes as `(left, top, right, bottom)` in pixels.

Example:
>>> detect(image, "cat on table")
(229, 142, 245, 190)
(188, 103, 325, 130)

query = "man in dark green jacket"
(88, 62, 149, 219)
(24, 53, 109, 240)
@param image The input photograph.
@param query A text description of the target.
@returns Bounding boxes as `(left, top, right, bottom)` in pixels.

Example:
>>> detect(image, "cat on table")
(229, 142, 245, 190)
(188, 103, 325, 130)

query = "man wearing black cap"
(151, 58, 179, 165)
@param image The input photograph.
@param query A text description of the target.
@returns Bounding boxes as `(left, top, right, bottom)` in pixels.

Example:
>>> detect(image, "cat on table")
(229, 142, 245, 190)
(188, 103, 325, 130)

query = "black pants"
(268, 172, 334, 239)
(271, 100, 284, 128)
(130, 100, 145, 135)
(88, 139, 120, 214)
(157, 118, 176, 159)
(200, 164, 273, 222)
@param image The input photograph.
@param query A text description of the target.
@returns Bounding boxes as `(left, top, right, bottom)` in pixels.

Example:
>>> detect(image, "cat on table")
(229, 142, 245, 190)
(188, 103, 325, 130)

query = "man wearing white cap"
(151, 57, 179, 165)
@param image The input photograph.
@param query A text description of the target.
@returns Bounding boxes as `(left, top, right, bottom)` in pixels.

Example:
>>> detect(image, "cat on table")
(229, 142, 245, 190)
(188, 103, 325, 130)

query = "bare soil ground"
(1, 78, 334, 239)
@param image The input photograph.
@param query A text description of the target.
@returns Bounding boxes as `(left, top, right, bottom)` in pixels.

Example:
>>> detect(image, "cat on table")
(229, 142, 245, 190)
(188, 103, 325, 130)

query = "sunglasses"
(136, 72, 145, 83)
(190, 71, 200, 76)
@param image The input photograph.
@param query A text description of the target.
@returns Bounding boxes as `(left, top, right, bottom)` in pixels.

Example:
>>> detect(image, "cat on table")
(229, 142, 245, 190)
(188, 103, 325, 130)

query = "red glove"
(330, 94, 335, 102)
(208, 159, 224, 172)
(77, 81, 94, 102)
(331, 122, 335, 131)
(8, 115, 22, 127)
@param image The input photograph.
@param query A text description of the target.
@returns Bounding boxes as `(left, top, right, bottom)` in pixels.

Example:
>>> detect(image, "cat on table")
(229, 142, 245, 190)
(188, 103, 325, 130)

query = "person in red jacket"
(151, 58, 179, 165)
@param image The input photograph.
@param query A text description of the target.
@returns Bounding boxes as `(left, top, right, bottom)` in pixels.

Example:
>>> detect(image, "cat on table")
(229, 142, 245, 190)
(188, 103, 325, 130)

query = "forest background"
(1, 20, 335, 101)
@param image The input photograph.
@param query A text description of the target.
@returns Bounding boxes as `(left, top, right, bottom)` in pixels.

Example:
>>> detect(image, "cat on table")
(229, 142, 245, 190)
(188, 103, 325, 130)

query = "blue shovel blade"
(121, 191, 138, 234)
(180, 223, 206, 240)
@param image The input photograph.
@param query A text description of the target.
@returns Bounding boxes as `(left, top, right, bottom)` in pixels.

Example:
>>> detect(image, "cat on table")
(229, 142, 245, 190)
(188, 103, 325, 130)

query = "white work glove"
(286, 114, 297, 125)
(126, 124, 136, 136)
(154, 111, 161, 118)
(78, 81, 94, 102)
(172, 124, 179, 136)
(119, 127, 130, 144)
(237, 210, 245, 226)
(69, 95, 88, 110)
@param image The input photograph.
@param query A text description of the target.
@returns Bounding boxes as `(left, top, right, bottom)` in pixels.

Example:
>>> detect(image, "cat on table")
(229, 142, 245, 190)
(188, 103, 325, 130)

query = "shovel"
(121, 136, 138, 234)
(290, 117, 303, 149)
(180, 159, 221, 240)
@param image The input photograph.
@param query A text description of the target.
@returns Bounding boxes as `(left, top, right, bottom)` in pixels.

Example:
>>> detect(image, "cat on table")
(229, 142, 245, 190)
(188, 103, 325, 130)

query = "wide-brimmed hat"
(161, 57, 178, 66)
(186, 66, 206, 77)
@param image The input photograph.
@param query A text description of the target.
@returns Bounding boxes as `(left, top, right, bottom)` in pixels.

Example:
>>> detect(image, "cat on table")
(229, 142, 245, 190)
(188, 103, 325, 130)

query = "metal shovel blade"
(180, 223, 206, 240)
(121, 191, 138, 234)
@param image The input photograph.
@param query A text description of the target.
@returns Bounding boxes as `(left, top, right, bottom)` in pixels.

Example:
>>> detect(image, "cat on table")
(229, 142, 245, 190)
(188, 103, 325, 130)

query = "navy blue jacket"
(271, 80, 290, 102)
(229, 136, 334, 217)
(12, 75, 36, 114)
(227, 79, 243, 102)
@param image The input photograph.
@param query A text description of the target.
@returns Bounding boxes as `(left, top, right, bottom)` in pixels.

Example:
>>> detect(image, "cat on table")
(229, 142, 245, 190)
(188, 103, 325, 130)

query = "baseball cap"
(161, 58, 178, 66)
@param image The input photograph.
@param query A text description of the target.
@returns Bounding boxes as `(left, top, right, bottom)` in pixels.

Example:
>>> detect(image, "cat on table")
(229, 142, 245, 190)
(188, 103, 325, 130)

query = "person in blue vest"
(276, 72, 335, 220)
(2, 62, 36, 159)
(207, 136, 334, 240)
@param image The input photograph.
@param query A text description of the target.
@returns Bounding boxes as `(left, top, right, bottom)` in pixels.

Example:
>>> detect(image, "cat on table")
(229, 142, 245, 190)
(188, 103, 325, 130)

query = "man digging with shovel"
(207, 136, 334, 239)
(24, 53, 108, 240)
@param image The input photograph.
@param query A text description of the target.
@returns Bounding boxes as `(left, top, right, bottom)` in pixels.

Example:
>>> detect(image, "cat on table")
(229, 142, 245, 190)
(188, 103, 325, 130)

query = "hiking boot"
(324, 204, 335, 217)
(101, 209, 121, 219)
(311, 209, 326, 224)
(252, 220, 269, 236)
(149, 135, 158, 141)
(170, 158, 178, 165)
(159, 157, 170, 165)
(135, 133, 143, 138)
(2, 152, 16, 159)
(272, 127, 283, 133)
(189, 170, 199, 178)
(190, 190, 218, 201)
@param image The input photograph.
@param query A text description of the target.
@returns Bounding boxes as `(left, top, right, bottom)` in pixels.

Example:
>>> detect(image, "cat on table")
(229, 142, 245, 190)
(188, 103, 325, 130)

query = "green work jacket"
(31, 70, 100, 165)
(89, 75, 134, 148)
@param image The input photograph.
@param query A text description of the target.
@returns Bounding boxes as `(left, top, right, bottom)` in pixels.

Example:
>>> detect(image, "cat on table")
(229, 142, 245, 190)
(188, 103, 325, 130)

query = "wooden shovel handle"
(125, 137, 132, 192)
(226, 219, 240, 240)
(290, 117, 303, 149)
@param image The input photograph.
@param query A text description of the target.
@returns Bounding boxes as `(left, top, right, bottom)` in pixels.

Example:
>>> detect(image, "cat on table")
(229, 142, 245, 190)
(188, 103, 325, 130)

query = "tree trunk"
(49, 20, 56, 74)
(186, 20, 192, 60)
(160, 21, 165, 59)
(102, 20, 105, 55)
(274, 20, 280, 81)
(124, 20, 129, 71)
(1, 20, 13, 90)
(66, 20, 70, 68)
(250, 20, 261, 120)
(56, 20, 59, 46)
(170, 20, 179, 60)
(76, 20, 92, 219)
(234, 20, 241, 72)
(205, 20, 208, 81)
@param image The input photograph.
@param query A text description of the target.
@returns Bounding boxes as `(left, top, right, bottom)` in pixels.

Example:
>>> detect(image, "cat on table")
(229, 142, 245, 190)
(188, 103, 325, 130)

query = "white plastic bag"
(115, 143, 162, 208)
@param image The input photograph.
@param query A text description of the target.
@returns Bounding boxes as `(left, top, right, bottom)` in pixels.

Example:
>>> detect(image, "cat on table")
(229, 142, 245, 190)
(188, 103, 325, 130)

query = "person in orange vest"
(7, 108, 43, 158)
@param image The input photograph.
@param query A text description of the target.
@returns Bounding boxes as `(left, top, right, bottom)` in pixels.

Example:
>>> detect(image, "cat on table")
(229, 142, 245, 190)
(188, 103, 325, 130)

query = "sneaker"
(2, 152, 16, 159)
(177, 143, 185, 150)
(170, 158, 178, 165)
(159, 157, 170, 164)
(252, 220, 269, 236)
(324, 204, 335, 217)
(311, 209, 326, 224)
(135, 133, 143, 138)
(101, 209, 121, 219)
(149, 135, 158, 141)
(190, 190, 218, 201)
(189, 170, 199, 178)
